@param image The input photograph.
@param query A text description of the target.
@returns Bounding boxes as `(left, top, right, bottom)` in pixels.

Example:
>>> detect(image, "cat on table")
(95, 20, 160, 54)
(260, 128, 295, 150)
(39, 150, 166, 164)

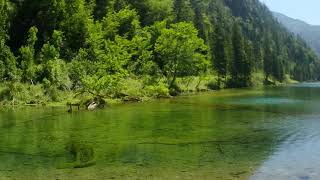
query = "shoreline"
(0, 81, 301, 110)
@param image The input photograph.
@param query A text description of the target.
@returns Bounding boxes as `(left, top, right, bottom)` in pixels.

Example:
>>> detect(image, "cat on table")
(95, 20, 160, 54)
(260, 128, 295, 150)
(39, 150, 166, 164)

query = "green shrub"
(118, 78, 144, 98)
(0, 82, 48, 105)
(145, 82, 170, 98)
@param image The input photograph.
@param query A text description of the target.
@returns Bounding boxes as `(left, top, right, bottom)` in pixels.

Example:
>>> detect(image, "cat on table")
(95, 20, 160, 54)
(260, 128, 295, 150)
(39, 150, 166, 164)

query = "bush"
(117, 78, 144, 98)
(0, 82, 48, 105)
(145, 82, 170, 98)
(251, 72, 265, 87)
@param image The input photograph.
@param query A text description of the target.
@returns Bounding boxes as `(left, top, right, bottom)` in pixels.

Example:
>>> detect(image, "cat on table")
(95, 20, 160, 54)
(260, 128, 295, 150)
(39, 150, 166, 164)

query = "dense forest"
(0, 0, 319, 105)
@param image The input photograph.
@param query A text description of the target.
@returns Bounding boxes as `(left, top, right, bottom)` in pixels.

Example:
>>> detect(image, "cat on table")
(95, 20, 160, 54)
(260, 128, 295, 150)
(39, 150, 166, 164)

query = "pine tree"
(19, 26, 38, 83)
(173, 0, 195, 23)
(229, 21, 251, 87)
(263, 33, 275, 83)
(213, 26, 228, 86)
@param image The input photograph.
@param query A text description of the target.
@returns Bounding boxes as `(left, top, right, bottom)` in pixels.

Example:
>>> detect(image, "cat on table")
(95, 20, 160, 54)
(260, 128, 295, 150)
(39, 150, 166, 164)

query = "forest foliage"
(0, 0, 319, 105)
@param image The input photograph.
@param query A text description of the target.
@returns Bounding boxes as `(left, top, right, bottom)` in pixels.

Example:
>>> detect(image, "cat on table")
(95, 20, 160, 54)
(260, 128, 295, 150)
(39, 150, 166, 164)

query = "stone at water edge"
(88, 102, 98, 111)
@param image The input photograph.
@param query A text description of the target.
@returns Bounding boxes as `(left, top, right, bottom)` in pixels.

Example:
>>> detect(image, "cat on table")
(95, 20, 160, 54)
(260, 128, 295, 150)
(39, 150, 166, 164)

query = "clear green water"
(1, 83, 320, 180)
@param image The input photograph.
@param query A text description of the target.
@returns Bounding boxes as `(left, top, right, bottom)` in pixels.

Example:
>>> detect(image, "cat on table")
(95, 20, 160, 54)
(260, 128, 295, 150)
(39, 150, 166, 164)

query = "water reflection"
(64, 141, 95, 168)
(0, 83, 320, 179)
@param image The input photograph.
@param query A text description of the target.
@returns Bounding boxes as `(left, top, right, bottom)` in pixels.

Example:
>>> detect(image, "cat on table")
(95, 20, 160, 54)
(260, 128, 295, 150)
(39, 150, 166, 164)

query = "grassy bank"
(0, 73, 298, 108)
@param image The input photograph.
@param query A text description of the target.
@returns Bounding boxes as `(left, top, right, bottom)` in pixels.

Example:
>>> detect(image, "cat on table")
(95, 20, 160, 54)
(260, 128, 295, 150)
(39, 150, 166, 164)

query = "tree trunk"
(196, 76, 203, 91)
(169, 74, 177, 89)
(169, 67, 178, 89)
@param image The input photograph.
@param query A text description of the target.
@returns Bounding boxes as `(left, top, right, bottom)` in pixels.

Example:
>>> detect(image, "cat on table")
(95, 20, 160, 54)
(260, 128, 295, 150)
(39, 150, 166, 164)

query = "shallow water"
(1, 83, 320, 179)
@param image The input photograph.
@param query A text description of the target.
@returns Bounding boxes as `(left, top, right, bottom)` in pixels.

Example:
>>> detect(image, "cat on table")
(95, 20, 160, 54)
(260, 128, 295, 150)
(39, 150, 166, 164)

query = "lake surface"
(1, 83, 320, 180)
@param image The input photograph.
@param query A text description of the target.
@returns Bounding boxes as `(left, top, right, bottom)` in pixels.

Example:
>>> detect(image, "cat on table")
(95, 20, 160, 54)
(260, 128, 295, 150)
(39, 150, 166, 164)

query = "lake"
(1, 83, 320, 180)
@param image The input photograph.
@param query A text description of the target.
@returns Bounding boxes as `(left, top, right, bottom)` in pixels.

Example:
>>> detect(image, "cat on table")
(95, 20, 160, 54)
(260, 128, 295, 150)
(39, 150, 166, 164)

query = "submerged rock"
(65, 142, 96, 168)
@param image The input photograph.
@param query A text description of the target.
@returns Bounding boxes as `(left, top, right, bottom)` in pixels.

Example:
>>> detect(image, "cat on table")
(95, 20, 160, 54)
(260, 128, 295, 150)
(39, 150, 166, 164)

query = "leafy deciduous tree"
(155, 22, 209, 89)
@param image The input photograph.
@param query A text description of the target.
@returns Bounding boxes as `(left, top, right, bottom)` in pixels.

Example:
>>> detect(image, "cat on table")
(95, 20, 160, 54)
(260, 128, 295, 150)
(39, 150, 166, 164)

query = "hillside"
(273, 11, 320, 55)
(0, 0, 319, 104)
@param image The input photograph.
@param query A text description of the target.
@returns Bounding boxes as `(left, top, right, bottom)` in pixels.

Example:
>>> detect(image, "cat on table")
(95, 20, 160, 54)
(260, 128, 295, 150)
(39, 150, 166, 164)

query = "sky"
(260, 0, 320, 25)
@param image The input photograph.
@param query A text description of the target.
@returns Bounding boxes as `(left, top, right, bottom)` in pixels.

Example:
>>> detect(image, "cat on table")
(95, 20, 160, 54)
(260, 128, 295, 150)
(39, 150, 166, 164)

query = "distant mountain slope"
(273, 12, 320, 54)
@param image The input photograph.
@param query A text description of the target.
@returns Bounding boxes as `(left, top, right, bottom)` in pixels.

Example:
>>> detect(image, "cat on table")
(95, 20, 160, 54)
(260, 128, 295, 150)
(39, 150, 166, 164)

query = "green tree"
(60, 0, 94, 59)
(19, 26, 38, 83)
(173, 0, 194, 23)
(40, 30, 64, 63)
(144, 0, 174, 25)
(0, 42, 18, 81)
(263, 33, 275, 82)
(0, 0, 10, 41)
(39, 30, 70, 90)
(273, 46, 287, 82)
(101, 7, 140, 40)
(213, 26, 229, 86)
(229, 22, 251, 87)
(155, 22, 208, 89)
(0, 0, 18, 81)
(71, 23, 132, 97)
(127, 28, 155, 76)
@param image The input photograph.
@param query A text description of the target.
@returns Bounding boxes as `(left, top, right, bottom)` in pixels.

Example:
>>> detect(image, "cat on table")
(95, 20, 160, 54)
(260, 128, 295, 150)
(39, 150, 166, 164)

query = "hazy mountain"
(273, 11, 320, 54)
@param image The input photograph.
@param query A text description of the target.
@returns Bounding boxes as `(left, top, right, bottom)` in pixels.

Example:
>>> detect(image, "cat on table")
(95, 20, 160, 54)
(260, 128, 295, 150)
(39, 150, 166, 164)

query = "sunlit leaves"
(101, 7, 140, 39)
(155, 22, 209, 88)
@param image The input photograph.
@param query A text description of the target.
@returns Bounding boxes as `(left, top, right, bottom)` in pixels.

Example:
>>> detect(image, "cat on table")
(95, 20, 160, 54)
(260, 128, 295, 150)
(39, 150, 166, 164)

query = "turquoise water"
(1, 83, 320, 179)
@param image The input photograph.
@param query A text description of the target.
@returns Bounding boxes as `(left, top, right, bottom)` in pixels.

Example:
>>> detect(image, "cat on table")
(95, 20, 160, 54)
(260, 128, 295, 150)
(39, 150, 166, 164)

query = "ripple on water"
(251, 114, 320, 180)
(290, 82, 320, 88)
(229, 97, 303, 106)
